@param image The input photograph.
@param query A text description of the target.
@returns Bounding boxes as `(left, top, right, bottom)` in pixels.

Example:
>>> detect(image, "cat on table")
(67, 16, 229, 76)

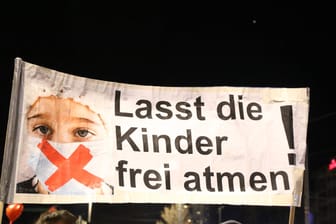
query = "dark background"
(0, 2, 335, 223)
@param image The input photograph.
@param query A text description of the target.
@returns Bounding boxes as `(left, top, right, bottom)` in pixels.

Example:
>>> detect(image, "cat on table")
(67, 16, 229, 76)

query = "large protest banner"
(0, 58, 309, 207)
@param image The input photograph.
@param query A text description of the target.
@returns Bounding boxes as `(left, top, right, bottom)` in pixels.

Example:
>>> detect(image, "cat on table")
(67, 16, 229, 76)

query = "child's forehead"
(29, 96, 98, 117)
(35, 96, 91, 109)
(27, 95, 110, 130)
(37, 96, 79, 104)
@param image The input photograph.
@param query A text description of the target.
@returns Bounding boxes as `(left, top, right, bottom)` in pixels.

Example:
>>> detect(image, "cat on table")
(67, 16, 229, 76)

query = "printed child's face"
(26, 96, 107, 143)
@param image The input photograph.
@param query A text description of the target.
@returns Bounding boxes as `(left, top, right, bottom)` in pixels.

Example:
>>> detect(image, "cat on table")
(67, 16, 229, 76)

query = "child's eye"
(32, 125, 51, 136)
(74, 129, 96, 138)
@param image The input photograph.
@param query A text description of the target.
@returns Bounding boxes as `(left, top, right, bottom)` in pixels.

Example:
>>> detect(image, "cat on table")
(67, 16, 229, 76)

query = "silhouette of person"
(34, 207, 87, 224)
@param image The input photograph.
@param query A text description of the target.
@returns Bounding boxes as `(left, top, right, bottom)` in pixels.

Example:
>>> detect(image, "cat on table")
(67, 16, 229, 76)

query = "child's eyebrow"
(27, 113, 48, 120)
(71, 117, 99, 125)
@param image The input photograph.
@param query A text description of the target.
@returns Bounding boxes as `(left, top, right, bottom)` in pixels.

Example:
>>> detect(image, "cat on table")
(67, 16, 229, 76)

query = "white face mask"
(23, 137, 114, 195)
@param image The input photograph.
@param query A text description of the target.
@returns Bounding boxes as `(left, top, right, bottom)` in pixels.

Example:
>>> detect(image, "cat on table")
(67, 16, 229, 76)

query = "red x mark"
(38, 138, 103, 192)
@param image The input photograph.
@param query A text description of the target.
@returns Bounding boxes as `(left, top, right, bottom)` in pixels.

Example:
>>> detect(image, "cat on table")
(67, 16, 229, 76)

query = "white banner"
(0, 58, 309, 206)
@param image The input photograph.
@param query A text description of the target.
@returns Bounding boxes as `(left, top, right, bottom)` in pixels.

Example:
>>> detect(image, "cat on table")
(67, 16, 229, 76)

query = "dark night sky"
(0, 1, 335, 223)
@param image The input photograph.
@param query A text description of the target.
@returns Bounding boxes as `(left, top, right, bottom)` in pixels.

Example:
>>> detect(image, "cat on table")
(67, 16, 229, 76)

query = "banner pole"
(88, 201, 92, 224)
(304, 148, 311, 224)
(0, 201, 3, 224)
(288, 206, 295, 224)
(0, 58, 23, 224)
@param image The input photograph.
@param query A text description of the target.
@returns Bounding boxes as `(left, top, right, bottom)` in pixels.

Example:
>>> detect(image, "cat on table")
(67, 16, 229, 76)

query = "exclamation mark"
(280, 105, 295, 165)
